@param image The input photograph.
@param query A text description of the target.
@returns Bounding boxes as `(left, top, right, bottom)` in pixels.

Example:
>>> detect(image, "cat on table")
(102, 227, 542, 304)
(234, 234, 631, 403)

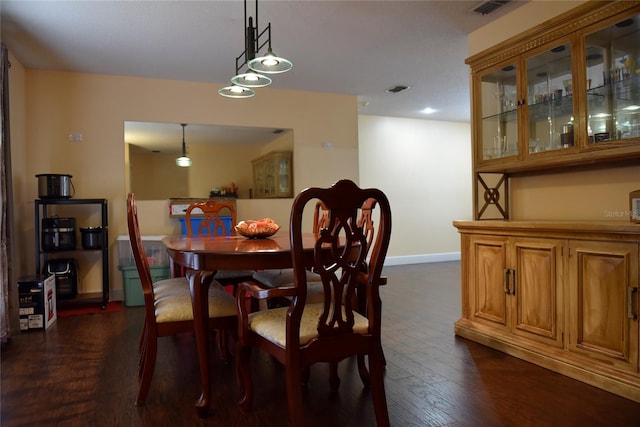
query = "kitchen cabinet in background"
(251, 151, 293, 198)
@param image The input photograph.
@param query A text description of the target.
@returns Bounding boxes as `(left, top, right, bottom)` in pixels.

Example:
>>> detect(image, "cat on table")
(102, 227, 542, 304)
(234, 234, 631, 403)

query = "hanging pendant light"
(248, 45, 292, 74)
(218, 85, 256, 98)
(231, 70, 272, 87)
(219, 0, 292, 98)
(175, 123, 192, 167)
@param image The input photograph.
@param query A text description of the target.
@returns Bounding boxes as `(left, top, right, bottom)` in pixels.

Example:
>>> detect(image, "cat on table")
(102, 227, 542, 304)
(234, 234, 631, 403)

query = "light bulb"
(176, 156, 192, 167)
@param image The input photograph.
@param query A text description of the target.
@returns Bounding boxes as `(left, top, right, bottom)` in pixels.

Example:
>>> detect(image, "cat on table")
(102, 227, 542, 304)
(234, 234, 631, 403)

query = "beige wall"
(358, 115, 472, 263)
(468, 0, 640, 221)
(129, 146, 190, 199)
(10, 66, 358, 296)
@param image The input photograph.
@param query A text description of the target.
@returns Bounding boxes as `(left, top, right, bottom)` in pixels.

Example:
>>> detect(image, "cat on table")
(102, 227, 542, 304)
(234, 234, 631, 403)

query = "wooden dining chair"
(250, 201, 329, 308)
(126, 193, 238, 406)
(184, 200, 255, 287)
(235, 179, 392, 426)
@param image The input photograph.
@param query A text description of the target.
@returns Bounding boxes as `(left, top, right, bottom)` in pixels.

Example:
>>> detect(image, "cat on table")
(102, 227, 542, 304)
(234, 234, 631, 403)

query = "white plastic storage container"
(117, 235, 170, 307)
(117, 235, 169, 266)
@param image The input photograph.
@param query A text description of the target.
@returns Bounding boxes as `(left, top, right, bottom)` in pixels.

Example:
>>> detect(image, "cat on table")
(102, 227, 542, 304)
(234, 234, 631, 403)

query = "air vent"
(472, 0, 511, 16)
(386, 85, 410, 94)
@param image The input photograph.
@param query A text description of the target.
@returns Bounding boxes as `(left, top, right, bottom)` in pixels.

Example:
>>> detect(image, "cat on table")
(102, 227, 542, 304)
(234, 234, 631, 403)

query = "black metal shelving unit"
(34, 198, 109, 309)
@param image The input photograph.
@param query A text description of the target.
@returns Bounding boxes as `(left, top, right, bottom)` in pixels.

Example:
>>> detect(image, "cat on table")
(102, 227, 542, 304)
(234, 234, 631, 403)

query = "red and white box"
(18, 274, 57, 331)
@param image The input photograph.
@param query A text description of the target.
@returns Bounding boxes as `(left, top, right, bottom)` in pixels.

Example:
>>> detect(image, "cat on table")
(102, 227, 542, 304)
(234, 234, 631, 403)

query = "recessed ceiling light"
(422, 107, 437, 114)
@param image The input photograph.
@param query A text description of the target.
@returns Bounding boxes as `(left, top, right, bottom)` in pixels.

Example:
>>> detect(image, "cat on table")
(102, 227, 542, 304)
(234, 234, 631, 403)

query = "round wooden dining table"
(162, 232, 319, 417)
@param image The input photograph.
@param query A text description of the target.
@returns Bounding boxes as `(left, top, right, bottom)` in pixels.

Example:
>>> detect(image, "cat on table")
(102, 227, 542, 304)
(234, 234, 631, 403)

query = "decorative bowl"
(235, 218, 280, 239)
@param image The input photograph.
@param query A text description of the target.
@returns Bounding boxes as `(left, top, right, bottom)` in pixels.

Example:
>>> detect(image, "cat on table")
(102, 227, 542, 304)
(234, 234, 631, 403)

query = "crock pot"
(36, 174, 75, 199)
(80, 226, 103, 249)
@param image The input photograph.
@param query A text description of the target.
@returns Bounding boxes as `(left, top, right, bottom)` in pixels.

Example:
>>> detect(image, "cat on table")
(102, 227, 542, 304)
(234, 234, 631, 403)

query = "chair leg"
(138, 320, 146, 355)
(236, 343, 253, 410)
(329, 362, 340, 391)
(285, 362, 305, 427)
(302, 367, 310, 387)
(356, 355, 370, 387)
(138, 323, 149, 380)
(136, 336, 158, 406)
(216, 330, 231, 362)
(368, 347, 390, 427)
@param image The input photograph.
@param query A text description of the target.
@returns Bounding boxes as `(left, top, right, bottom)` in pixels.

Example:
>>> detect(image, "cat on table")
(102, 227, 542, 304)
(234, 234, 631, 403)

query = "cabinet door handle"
(509, 269, 516, 295)
(503, 269, 516, 295)
(504, 269, 510, 294)
(628, 287, 638, 319)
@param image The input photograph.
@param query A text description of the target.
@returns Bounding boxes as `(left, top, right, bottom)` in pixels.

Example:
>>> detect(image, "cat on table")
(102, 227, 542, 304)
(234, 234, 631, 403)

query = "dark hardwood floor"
(2, 261, 639, 426)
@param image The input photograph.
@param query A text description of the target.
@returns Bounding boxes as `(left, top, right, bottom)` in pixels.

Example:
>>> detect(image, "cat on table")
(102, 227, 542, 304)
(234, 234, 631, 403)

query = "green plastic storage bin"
(118, 264, 170, 307)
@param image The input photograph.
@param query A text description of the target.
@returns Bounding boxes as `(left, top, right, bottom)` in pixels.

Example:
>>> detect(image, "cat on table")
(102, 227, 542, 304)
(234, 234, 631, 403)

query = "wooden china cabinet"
(455, 1, 640, 403)
(251, 151, 293, 198)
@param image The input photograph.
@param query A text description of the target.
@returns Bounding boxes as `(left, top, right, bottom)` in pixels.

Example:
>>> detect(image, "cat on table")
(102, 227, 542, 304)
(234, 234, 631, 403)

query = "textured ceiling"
(1, 0, 528, 124)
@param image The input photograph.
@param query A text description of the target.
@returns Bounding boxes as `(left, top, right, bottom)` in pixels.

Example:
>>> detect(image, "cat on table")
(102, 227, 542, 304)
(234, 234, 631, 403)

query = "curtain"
(1, 43, 12, 343)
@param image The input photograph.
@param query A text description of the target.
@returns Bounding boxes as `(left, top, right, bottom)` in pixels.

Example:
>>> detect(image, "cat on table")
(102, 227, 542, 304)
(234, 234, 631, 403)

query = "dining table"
(162, 232, 321, 418)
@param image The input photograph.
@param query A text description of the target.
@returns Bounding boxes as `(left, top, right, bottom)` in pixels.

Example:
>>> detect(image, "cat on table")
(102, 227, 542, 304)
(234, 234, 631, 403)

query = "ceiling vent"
(386, 85, 410, 94)
(472, 0, 512, 16)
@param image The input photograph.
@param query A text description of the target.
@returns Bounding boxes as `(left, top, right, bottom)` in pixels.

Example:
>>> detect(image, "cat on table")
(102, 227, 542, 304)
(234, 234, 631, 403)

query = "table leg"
(187, 269, 215, 418)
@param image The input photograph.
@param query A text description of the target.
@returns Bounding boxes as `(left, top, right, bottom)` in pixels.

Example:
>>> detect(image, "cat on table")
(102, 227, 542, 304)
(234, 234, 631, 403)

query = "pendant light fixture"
(218, 0, 292, 99)
(175, 123, 192, 167)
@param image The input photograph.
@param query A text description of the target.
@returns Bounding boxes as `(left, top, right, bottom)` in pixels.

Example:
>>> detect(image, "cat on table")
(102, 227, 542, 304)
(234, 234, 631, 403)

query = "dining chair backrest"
(313, 198, 376, 247)
(184, 200, 255, 285)
(126, 193, 158, 325)
(185, 200, 237, 237)
(312, 200, 330, 236)
(289, 179, 391, 345)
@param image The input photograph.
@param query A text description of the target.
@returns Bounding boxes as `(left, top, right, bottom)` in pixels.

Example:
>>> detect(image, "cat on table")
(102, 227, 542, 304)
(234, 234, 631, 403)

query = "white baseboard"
(384, 252, 460, 266)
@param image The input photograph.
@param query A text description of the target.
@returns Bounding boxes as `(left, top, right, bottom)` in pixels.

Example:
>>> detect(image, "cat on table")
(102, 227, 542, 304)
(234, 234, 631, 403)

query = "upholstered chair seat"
(155, 280, 236, 323)
(248, 303, 369, 347)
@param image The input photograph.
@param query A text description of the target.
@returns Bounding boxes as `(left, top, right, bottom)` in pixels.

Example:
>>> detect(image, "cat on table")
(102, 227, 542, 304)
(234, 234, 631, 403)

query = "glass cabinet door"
(526, 41, 574, 153)
(251, 151, 293, 198)
(480, 63, 518, 161)
(253, 163, 265, 196)
(585, 14, 640, 143)
(264, 159, 276, 196)
(277, 157, 290, 195)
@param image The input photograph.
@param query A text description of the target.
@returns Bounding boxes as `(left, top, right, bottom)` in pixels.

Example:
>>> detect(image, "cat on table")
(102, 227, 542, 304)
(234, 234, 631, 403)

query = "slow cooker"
(36, 174, 74, 199)
(80, 227, 103, 249)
